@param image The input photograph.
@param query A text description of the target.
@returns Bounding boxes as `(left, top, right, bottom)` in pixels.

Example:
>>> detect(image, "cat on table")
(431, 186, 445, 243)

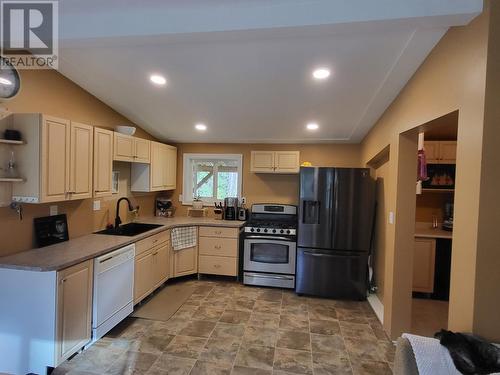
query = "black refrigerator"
(296, 167, 376, 300)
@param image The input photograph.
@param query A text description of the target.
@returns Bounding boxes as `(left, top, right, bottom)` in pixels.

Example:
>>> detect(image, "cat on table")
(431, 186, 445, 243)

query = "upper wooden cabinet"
(93, 127, 114, 197)
(113, 132, 151, 163)
(131, 141, 177, 192)
(250, 151, 300, 173)
(10, 114, 93, 203)
(425, 141, 457, 164)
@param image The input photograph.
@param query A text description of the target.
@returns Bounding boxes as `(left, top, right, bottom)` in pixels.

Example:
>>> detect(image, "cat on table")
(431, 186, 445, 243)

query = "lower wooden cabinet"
(198, 227, 239, 276)
(134, 233, 170, 304)
(172, 246, 198, 277)
(199, 255, 237, 276)
(55, 260, 93, 364)
(413, 237, 436, 293)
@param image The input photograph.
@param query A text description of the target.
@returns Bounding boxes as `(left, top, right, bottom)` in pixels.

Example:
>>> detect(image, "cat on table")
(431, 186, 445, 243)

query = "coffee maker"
(224, 197, 238, 220)
(442, 202, 454, 231)
(156, 197, 173, 217)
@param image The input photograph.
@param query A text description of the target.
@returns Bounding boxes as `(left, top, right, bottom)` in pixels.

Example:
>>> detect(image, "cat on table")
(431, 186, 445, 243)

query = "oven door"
(244, 236, 296, 275)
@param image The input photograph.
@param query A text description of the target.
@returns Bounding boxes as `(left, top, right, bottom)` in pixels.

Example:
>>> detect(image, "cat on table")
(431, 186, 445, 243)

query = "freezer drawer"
(295, 247, 368, 300)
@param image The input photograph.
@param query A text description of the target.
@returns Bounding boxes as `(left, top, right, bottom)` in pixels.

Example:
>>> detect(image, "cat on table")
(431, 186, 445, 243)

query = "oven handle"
(245, 273, 294, 281)
(245, 235, 293, 241)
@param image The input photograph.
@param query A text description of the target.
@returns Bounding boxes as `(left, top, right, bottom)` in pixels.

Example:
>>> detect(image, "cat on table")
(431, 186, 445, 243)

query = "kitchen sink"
(94, 222, 163, 237)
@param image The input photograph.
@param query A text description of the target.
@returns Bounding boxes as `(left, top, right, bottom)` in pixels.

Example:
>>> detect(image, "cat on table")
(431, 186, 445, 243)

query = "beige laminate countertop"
(414, 222, 453, 239)
(0, 216, 245, 272)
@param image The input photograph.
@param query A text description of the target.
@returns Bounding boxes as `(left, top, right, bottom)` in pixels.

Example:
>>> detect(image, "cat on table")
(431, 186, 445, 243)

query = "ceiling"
(57, 0, 482, 143)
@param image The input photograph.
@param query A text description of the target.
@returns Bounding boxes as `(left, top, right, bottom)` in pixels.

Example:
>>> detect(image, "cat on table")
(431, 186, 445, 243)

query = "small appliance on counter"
(34, 214, 69, 247)
(442, 202, 454, 231)
(238, 204, 248, 221)
(224, 197, 238, 220)
(155, 197, 175, 217)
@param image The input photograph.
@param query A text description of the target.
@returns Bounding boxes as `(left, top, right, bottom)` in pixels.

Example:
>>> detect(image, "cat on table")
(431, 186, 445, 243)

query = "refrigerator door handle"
(303, 251, 358, 258)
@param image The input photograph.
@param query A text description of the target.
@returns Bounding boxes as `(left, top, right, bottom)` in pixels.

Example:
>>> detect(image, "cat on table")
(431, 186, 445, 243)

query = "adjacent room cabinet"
(134, 230, 171, 304)
(412, 237, 436, 293)
(8, 114, 93, 203)
(93, 127, 114, 197)
(113, 133, 151, 163)
(131, 141, 177, 192)
(55, 260, 93, 364)
(425, 141, 457, 164)
(250, 150, 300, 173)
(198, 226, 239, 276)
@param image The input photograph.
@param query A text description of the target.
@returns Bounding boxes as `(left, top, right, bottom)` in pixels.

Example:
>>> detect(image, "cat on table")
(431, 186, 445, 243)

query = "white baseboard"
(367, 293, 384, 323)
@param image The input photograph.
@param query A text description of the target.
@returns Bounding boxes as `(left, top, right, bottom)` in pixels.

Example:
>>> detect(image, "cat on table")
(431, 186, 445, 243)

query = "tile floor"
(54, 279, 395, 375)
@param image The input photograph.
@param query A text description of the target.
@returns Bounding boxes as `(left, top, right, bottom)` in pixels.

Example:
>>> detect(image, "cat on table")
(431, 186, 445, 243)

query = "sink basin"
(95, 222, 163, 237)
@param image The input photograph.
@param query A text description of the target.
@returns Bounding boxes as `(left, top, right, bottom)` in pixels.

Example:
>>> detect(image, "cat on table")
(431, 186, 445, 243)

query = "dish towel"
(402, 333, 460, 375)
(171, 226, 197, 251)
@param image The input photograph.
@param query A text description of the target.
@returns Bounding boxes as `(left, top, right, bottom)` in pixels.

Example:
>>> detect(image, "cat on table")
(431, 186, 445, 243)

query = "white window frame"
(182, 153, 243, 206)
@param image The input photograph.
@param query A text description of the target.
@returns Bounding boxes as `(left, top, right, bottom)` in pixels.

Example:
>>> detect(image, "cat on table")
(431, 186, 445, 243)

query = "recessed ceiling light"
(195, 123, 207, 131)
(312, 68, 331, 80)
(150, 74, 166, 85)
(307, 122, 319, 130)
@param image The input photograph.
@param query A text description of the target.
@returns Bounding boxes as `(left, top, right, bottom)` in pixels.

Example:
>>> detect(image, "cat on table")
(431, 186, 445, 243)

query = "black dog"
(435, 329, 500, 374)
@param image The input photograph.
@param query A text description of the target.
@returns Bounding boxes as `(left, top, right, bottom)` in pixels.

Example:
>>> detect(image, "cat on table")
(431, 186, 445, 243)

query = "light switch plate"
(49, 205, 58, 216)
(93, 200, 101, 211)
(389, 211, 395, 224)
(179, 194, 183, 202)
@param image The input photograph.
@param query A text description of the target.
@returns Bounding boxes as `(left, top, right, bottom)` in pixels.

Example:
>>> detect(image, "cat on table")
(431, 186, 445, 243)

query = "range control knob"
(256, 228, 261, 232)
(272, 229, 277, 233)
(264, 229, 268, 233)
(286, 229, 291, 234)
(250, 228, 255, 232)
(280, 229, 284, 234)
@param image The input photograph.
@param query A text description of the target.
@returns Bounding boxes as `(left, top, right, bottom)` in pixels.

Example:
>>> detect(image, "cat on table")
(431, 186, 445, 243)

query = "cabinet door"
(69, 122, 93, 200)
(113, 133, 134, 162)
(250, 151, 275, 172)
(274, 151, 300, 173)
(41, 116, 71, 202)
(153, 242, 170, 287)
(413, 238, 436, 293)
(134, 250, 154, 304)
(173, 246, 198, 277)
(150, 142, 165, 191)
(165, 146, 177, 190)
(439, 141, 457, 164)
(134, 138, 151, 163)
(56, 260, 93, 364)
(93, 127, 113, 197)
(424, 141, 440, 164)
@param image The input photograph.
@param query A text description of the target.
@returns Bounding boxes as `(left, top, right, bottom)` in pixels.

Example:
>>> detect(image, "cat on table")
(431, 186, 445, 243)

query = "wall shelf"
(0, 139, 25, 145)
(0, 177, 25, 183)
(422, 188, 454, 193)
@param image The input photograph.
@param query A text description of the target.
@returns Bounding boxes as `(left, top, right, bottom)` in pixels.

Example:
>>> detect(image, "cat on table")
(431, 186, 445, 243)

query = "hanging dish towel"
(171, 226, 197, 251)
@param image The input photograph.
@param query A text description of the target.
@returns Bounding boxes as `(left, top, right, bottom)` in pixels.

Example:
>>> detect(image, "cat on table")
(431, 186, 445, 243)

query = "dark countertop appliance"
(296, 167, 376, 300)
(242, 204, 297, 289)
(34, 214, 69, 248)
(224, 197, 238, 220)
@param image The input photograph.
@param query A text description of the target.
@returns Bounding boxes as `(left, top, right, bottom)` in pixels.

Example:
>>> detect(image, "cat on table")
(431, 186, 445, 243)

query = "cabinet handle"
(60, 278, 66, 284)
(215, 231, 222, 235)
(214, 245, 222, 249)
(153, 251, 159, 255)
(214, 264, 221, 268)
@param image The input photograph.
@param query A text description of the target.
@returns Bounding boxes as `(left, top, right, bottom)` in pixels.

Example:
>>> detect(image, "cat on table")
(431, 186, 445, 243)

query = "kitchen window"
(182, 153, 243, 205)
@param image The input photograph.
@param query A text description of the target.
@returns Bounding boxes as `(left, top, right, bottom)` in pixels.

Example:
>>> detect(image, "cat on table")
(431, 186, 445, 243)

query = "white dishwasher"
(92, 243, 135, 341)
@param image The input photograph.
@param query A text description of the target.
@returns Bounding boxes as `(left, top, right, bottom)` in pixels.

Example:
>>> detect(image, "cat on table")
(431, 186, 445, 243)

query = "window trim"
(182, 153, 243, 206)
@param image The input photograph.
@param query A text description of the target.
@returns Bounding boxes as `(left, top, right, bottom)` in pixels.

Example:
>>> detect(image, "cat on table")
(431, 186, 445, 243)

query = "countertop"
(414, 222, 453, 239)
(0, 217, 245, 272)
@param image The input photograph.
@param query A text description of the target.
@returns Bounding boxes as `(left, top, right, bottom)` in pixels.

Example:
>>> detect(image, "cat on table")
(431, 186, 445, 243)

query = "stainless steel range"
(242, 204, 297, 289)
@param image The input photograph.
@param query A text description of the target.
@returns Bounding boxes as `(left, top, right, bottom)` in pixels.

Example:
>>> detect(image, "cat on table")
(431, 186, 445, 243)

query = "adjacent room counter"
(414, 222, 453, 239)
(0, 217, 245, 272)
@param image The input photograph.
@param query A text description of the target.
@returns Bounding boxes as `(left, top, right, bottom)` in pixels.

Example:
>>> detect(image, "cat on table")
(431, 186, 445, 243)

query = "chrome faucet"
(115, 197, 138, 228)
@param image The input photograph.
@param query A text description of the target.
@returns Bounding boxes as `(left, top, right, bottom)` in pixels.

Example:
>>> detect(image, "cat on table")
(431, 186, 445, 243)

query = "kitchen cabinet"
(9, 114, 93, 203)
(131, 141, 177, 192)
(425, 141, 457, 164)
(172, 246, 198, 277)
(250, 150, 300, 173)
(55, 260, 93, 364)
(93, 127, 114, 197)
(113, 132, 151, 163)
(413, 238, 436, 293)
(198, 227, 238, 276)
(134, 230, 170, 304)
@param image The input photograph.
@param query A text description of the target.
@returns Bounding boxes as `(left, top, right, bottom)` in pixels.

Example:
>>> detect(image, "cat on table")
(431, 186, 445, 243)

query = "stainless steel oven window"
(243, 238, 296, 274)
(250, 242, 289, 264)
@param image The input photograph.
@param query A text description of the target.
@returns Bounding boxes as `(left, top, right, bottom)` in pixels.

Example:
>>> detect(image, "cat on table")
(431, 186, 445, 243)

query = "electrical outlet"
(179, 194, 183, 202)
(241, 197, 246, 205)
(49, 205, 58, 216)
(389, 211, 395, 224)
(93, 200, 101, 211)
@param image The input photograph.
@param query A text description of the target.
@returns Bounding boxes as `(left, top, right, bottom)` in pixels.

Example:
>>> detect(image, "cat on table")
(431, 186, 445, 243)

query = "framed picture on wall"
(112, 171, 120, 194)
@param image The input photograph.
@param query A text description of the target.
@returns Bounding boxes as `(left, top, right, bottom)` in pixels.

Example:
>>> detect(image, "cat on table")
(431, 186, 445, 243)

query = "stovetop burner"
(244, 203, 298, 236)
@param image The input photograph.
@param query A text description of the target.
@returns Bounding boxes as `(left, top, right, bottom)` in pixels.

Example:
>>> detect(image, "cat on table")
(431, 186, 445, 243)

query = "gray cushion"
(394, 337, 420, 375)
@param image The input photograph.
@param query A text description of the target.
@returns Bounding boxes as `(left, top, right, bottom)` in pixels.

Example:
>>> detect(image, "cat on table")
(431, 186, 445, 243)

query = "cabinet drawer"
(136, 229, 170, 256)
(199, 255, 237, 276)
(199, 237, 238, 257)
(199, 226, 238, 239)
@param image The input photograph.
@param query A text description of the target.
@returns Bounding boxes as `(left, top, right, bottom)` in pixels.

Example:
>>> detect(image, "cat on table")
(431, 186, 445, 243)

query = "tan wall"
(0, 69, 157, 257)
(360, 2, 494, 339)
(172, 143, 361, 216)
